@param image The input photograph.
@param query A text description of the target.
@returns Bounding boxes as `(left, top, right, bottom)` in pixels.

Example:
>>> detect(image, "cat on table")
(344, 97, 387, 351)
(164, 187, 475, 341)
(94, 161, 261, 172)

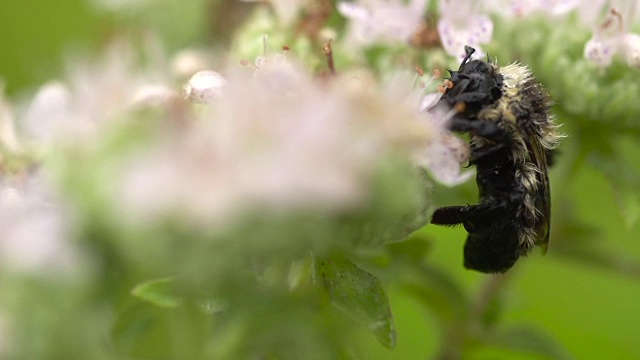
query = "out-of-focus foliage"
(1, 1, 640, 360)
(0, 0, 103, 94)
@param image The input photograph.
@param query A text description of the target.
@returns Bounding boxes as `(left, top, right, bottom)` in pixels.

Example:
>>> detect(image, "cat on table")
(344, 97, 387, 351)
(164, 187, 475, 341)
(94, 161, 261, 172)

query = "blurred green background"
(2, 1, 640, 359)
(0, 0, 104, 95)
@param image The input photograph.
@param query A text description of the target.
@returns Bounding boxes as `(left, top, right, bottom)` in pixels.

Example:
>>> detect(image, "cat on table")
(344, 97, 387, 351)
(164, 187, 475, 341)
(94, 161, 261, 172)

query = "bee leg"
(431, 206, 467, 226)
(470, 142, 507, 163)
(431, 204, 502, 232)
(449, 91, 490, 105)
(434, 191, 524, 232)
(449, 116, 508, 142)
(459, 202, 509, 233)
(465, 189, 526, 227)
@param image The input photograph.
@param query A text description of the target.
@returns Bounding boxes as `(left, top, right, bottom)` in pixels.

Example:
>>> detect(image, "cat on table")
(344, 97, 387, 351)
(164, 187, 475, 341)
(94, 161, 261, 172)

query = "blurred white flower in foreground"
(584, 4, 640, 68)
(0, 89, 78, 276)
(417, 104, 473, 185)
(437, 0, 493, 60)
(24, 40, 177, 147)
(0, 174, 81, 277)
(120, 56, 470, 229)
(122, 61, 378, 227)
(383, 70, 473, 185)
(337, 0, 428, 47)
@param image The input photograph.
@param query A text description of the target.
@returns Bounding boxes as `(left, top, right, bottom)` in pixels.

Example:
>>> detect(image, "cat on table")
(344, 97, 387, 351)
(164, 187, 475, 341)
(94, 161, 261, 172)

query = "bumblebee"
(430, 46, 563, 273)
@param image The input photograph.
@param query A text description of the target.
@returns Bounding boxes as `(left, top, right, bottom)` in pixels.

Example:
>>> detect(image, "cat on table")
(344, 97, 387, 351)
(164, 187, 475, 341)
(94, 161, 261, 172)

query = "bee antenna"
(460, 46, 476, 68)
(445, 67, 454, 76)
(486, 52, 491, 63)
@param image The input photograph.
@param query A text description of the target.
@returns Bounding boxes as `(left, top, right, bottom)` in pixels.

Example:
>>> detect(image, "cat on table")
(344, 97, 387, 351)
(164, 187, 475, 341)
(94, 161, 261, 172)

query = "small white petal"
(623, 33, 640, 67)
(437, 168, 475, 186)
(337, 2, 370, 20)
(132, 85, 178, 106)
(255, 56, 268, 68)
(438, 17, 491, 60)
(182, 70, 227, 104)
(412, 110, 473, 187)
(440, 132, 470, 163)
(470, 16, 493, 44)
(437, 19, 466, 58)
(584, 37, 616, 66)
(414, 138, 474, 186)
(25, 81, 71, 142)
(419, 92, 443, 112)
(437, 0, 493, 59)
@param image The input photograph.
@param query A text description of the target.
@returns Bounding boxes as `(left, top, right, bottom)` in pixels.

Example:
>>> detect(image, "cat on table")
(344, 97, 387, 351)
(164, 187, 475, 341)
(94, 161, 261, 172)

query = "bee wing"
(527, 134, 552, 253)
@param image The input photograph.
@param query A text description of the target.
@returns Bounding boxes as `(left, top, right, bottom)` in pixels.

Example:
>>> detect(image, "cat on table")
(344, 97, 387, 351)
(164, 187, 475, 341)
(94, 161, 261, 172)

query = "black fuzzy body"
(430, 47, 560, 273)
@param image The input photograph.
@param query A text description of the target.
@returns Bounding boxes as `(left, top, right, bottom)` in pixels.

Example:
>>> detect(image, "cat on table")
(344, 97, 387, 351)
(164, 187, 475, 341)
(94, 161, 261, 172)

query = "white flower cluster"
(0, 39, 198, 278)
(0, 39, 472, 276)
(436, 0, 493, 61)
(337, 0, 428, 47)
(322, 0, 640, 67)
(0, 85, 83, 279)
(0, 174, 79, 277)
(122, 51, 471, 229)
(23, 40, 180, 148)
(584, 3, 640, 68)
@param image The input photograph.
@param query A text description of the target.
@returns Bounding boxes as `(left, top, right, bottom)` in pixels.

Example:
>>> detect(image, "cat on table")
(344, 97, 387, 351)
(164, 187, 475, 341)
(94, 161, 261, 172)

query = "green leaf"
(132, 277, 180, 308)
(314, 255, 396, 348)
(491, 326, 574, 360)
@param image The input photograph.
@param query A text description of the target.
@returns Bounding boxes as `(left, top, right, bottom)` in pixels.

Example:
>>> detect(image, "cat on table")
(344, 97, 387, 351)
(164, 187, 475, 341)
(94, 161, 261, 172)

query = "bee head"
(442, 46, 503, 117)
